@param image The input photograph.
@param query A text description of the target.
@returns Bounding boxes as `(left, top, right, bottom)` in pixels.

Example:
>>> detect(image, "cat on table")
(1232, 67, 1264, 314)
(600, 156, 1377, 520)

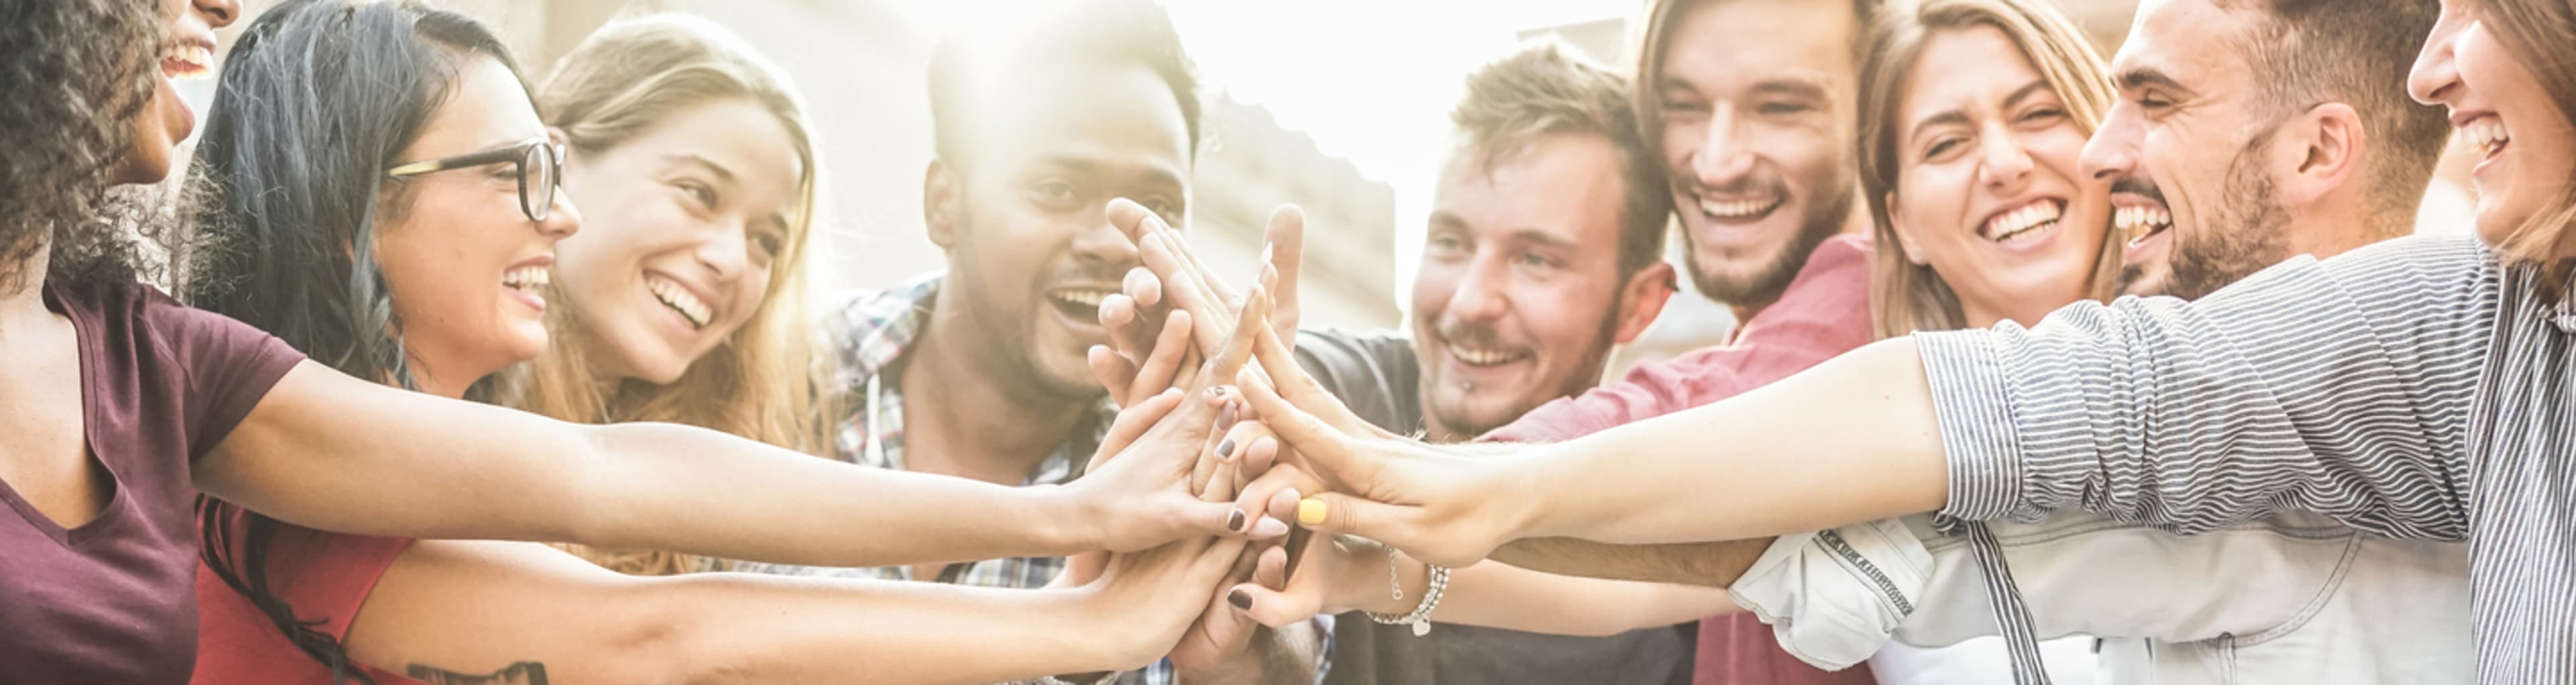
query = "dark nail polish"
(1228, 589, 1253, 611)
(1217, 438, 1237, 458)
(1227, 509, 1246, 532)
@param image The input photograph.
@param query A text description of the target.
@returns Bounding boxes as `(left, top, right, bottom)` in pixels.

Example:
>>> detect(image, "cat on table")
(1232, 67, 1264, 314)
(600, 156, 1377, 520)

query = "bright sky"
(891, 0, 1640, 300)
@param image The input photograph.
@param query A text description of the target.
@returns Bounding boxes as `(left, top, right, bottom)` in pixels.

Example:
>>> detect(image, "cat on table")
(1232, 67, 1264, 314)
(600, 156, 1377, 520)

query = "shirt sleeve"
(1919, 235, 2495, 541)
(142, 288, 307, 460)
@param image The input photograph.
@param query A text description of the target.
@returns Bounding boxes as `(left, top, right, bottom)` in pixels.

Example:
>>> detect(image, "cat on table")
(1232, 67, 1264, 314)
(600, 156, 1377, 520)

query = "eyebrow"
(1907, 79, 2056, 140)
(1031, 154, 1186, 191)
(665, 153, 738, 183)
(2115, 66, 2192, 96)
(1750, 78, 1833, 102)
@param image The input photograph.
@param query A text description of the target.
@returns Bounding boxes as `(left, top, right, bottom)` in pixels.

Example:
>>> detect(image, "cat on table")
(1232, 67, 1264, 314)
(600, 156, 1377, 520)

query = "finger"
(1089, 388, 1181, 471)
(1123, 264, 1163, 309)
(1252, 543, 1289, 590)
(1262, 205, 1306, 334)
(1235, 369, 1380, 490)
(1226, 578, 1323, 628)
(1106, 197, 1160, 245)
(1230, 460, 1326, 534)
(1130, 309, 1194, 397)
(1246, 314, 1376, 435)
(1198, 282, 1269, 388)
(1293, 492, 1427, 554)
(1088, 345, 1141, 406)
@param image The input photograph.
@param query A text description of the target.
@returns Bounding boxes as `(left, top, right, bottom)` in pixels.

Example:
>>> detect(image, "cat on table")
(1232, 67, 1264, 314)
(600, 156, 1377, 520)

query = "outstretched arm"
(1487, 537, 1771, 588)
(194, 284, 1285, 568)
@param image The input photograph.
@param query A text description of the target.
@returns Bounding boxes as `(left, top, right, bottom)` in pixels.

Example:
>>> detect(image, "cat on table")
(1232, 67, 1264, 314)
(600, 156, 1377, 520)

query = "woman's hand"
(1231, 321, 1535, 568)
(1061, 283, 1291, 552)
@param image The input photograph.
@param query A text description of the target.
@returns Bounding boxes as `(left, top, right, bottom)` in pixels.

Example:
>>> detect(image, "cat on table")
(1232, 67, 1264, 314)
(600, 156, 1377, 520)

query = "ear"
(2276, 102, 2367, 208)
(1884, 192, 1931, 265)
(1609, 261, 1678, 344)
(924, 160, 963, 250)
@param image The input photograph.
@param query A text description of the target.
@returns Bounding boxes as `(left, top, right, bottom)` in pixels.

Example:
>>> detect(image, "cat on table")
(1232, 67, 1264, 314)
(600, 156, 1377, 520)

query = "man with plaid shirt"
(739, 2, 1324, 684)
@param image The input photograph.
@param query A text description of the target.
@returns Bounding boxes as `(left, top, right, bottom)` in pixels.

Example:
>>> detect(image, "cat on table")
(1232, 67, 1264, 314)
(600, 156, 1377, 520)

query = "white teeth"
(1446, 344, 1521, 367)
(2461, 117, 2512, 156)
(2113, 205, 2174, 243)
(647, 276, 711, 329)
(1982, 200, 2064, 244)
(1050, 289, 1110, 309)
(500, 266, 550, 290)
(160, 44, 214, 80)
(1699, 195, 1780, 219)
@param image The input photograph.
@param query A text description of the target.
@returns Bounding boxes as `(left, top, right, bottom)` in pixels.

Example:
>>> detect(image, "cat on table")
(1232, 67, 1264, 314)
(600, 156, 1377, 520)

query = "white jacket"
(1729, 511, 2473, 684)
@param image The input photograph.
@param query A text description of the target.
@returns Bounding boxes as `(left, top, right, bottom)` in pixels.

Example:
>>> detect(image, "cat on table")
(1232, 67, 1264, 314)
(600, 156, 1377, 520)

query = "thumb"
(1291, 492, 1417, 550)
(1237, 374, 1379, 489)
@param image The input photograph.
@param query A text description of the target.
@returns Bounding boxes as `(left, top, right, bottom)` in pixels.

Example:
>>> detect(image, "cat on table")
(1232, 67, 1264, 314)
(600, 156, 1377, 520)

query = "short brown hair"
(1856, 0, 2124, 337)
(2218, 0, 2447, 240)
(1452, 42, 1672, 277)
(1630, 0, 1884, 150)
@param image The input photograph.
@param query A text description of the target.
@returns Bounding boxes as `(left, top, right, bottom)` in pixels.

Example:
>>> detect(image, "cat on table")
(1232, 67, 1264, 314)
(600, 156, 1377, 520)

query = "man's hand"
(1097, 198, 1305, 392)
(1229, 319, 1532, 568)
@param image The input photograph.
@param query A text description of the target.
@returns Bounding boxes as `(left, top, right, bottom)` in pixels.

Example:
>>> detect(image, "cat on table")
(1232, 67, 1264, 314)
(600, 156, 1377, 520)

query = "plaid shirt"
(739, 274, 1159, 684)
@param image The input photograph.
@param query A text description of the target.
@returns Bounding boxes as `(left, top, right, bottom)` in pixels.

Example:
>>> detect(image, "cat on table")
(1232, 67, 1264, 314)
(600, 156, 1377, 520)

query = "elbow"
(604, 582, 754, 685)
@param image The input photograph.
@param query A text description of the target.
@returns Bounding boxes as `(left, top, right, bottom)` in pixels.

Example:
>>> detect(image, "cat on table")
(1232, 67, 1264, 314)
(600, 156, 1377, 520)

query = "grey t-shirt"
(1293, 329, 1693, 685)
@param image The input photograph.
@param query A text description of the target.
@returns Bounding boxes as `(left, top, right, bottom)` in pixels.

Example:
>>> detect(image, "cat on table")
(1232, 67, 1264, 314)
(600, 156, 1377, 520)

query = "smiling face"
(2410, 0, 2576, 251)
(115, 0, 235, 185)
(932, 60, 1190, 400)
(2083, 0, 2295, 299)
(373, 55, 581, 393)
(555, 98, 800, 385)
(1888, 25, 2105, 327)
(1653, 0, 1862, 309)
(1413, 135, 1639, 440)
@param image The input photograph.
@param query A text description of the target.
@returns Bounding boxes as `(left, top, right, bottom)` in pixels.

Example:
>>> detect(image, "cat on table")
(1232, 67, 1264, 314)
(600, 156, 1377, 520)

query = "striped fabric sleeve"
(1917, 235, 2496, 540)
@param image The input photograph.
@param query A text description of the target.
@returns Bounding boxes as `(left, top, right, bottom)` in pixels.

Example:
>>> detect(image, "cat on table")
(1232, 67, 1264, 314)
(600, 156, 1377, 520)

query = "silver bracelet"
(1364, 549, 1449, 636)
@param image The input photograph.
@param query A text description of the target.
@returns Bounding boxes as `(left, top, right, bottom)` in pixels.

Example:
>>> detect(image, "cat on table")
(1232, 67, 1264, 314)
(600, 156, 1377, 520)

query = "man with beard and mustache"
(743, 3, 1323, 684)
(1281, 44, 1690, 685)
(1715, 1, 2475, 684)
(1101, 1, 1889, 682)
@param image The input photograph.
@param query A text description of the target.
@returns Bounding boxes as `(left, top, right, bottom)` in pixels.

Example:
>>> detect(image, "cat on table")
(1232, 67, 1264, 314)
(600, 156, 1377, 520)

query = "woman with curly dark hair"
(0, 1, 1263, 682)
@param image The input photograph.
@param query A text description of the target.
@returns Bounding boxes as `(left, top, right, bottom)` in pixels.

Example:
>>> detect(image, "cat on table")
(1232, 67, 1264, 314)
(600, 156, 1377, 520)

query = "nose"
(535, 192, 581, 240)
(1445, 252, 1511, 324)
(1690, 107, 1757, 189)
(194, 0, 239, 28)
(2408, 11, 2466, 106)
(2082, 103, 2143, 182)
(1978, 125, 2035, 193)
(696, 223, 753, 283)
(1073, 207, 1144, 270)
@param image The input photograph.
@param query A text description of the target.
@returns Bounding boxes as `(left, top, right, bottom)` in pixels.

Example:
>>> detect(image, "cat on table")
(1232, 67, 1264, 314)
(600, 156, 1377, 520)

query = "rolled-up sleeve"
(1916, 235, 2497, 540)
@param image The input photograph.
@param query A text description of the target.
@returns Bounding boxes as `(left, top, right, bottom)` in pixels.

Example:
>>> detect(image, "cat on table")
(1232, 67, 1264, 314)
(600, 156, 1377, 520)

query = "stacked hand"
(1080, 198, 1546, 650)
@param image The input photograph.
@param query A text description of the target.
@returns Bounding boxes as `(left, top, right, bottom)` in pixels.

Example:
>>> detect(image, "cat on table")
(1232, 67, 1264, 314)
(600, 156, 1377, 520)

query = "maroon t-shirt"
(0, 280, 303, 684)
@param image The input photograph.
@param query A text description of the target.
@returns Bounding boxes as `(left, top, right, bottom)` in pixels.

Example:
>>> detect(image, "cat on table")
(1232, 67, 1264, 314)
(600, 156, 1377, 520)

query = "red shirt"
(1485, 235, 1880, 685)
(192, 510, 419, 684)
(0, 282, 303, 685)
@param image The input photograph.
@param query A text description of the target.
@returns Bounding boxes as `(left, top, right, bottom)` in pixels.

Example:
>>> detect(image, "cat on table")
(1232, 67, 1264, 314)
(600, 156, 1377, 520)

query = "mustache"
(2110, 176, 2165, 205)
(1434, 320, 1517, 352)
(1682, 171, 1791, 201)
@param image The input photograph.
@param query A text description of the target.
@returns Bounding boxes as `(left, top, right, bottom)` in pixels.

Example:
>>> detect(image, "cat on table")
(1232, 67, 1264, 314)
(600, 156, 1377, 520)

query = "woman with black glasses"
(0, 1, 1263, 682)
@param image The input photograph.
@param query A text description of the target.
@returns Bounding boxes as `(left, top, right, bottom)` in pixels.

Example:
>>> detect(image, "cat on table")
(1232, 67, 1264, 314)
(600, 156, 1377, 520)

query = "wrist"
(1487, 448, 1560, 542)
(1032, 483, 1097, 555)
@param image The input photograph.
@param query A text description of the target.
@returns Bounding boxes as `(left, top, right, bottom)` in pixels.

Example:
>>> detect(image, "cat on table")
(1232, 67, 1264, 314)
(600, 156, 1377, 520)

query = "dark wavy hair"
(0, 0, 160, 292)
(183, 1, 526, 680)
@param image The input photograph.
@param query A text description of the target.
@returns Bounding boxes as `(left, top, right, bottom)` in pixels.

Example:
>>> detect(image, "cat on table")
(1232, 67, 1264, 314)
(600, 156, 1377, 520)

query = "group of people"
(0, 0, 2567, 684)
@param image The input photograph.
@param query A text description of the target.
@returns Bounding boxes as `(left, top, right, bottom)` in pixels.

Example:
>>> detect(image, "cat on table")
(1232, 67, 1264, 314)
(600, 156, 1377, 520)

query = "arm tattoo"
(407, 662, 549, 685)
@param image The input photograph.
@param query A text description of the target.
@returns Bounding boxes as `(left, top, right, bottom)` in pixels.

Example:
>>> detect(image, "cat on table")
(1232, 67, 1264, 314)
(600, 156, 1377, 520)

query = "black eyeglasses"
(384, 138, 564, 222)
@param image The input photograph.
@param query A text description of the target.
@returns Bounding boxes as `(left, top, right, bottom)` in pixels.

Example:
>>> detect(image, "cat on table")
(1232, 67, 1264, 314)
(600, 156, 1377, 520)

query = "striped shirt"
(1914, 234, 2576, 683)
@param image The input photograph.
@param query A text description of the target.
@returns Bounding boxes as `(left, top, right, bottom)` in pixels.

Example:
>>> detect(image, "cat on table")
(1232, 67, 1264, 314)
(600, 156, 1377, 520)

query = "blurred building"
(214, 0, 1400, 329)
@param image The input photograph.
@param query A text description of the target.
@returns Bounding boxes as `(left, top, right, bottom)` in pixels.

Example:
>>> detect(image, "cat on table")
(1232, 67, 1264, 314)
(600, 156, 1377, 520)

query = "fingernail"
(1252, 517, 1289, 537)
(1205, 385, 1228, 401)
(1297, 498, 1328, 526)
(1217, 438, 1237, 459)
(1226, 509, 1247, 532)
(1228, 589, 1253, 611)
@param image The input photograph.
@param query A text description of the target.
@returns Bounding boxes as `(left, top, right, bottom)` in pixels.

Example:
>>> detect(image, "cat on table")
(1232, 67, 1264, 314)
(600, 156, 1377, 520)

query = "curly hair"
(0, 0, 162, 292)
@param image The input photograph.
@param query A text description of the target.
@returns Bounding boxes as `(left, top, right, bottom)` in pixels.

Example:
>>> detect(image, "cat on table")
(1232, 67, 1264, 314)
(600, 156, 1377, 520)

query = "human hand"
(1096, 198, 1303, 390)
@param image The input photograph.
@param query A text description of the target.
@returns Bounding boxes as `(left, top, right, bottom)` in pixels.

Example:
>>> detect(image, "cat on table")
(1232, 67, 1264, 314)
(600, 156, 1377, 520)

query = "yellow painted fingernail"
(1297, 498, 1328, 526)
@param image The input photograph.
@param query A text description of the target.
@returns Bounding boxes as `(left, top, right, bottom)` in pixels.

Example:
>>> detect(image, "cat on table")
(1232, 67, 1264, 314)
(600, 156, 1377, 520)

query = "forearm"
(1511, 338, 1948, 545)
(1488, 537, 1770, 587)
(1330, 552, 1734, 637)
(576, 421, 1079, 567)
(650, 575, 1142, 683)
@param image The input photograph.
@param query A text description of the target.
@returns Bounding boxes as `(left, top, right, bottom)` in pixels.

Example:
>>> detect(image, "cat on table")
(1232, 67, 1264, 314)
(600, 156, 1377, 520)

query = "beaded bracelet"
(1364, 549, 1450, 636)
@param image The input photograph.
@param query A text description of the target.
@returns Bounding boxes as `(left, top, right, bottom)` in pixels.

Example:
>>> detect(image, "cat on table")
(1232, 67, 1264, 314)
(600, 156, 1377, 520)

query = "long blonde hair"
(1856, 0, 2123, 338)
(521, 13, 833, 575)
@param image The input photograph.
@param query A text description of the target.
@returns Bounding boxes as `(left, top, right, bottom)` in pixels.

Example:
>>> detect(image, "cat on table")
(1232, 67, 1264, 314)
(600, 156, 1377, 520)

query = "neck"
(0, 255, 48, 333)
(405, 351, 490, 401)
(896, 314, 1091, 484)
(2294, 194, 2402, 260)
(1727, 294, 1780, 331)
